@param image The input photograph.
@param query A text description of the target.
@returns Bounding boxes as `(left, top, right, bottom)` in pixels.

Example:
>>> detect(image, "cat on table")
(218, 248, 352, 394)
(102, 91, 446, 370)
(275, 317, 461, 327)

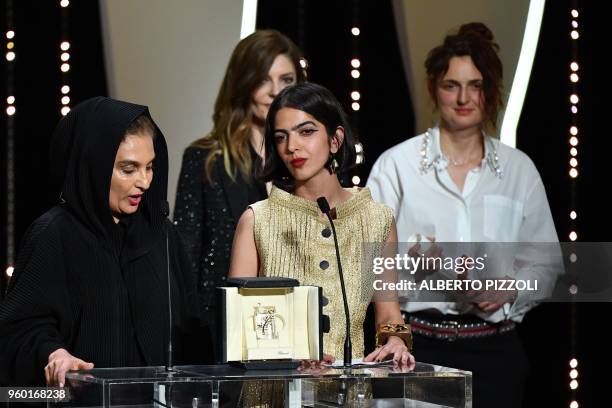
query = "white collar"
(418, 126, 503, 179)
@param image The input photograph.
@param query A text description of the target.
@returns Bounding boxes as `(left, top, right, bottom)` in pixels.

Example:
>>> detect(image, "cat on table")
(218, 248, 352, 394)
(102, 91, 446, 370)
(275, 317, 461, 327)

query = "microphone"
(160, 201, 174, 373)
(316, 197, 352, 368)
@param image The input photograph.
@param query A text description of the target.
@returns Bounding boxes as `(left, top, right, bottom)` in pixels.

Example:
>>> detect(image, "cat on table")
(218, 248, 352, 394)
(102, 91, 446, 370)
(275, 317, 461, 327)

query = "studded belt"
(404, 313, 516, 341)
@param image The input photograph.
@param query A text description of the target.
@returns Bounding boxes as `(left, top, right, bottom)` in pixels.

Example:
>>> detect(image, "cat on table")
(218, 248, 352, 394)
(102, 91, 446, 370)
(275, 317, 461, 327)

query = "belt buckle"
(440, 320, 460, 341)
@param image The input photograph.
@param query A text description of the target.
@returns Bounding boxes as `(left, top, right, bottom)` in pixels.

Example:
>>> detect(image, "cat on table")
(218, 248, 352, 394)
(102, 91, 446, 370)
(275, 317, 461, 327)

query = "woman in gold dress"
(229, 82, 414, 367)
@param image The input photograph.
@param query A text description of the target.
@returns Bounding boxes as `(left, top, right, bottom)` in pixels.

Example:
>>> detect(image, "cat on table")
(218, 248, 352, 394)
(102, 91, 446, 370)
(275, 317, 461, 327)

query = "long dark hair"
(191, 29, 306, 183)
(260, 82, 358, 189)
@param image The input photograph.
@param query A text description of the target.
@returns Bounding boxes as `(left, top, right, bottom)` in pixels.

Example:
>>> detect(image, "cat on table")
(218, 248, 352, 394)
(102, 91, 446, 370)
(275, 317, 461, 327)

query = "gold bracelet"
(375, 323, 413, 352)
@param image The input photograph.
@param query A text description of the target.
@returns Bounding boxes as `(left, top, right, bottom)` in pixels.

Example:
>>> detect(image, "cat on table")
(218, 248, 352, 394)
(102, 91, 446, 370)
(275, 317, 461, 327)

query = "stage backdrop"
(99, 0, 244, 212)
(392, 0, 539, 146)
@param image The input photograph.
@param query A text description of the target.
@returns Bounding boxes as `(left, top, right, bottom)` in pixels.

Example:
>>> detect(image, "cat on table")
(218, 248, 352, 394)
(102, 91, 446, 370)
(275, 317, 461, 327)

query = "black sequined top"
(173, 146, 267, 331)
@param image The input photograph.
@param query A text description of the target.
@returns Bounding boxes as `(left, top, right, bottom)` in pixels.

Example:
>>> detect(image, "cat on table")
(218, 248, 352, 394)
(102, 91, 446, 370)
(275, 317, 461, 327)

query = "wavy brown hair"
(192, 29, 306, 183)
(425, 22, 503, 131)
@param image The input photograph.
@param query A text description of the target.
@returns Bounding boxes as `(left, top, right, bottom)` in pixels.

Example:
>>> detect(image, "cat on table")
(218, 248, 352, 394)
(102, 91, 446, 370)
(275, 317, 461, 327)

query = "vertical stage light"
(568, 5, 580, 408)
(350, 0, 364, 185)
(59, 0, 71, 116)
(4, 0, 16, 282)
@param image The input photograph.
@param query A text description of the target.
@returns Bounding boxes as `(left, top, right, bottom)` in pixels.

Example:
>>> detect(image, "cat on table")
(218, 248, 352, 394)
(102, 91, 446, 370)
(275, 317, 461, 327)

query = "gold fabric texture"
(250, 186, 393, 359)
(238, 381, 286, 408)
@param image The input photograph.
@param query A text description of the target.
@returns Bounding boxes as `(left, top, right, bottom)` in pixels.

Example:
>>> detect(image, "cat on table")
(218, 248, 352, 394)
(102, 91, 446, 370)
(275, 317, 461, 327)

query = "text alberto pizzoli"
(371, 254, 538, 292)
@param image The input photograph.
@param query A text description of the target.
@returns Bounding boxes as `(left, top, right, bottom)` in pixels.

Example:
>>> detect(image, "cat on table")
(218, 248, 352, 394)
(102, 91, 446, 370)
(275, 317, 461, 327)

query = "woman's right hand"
(408, 236, 442, 282)
(45, 348, 94, 387)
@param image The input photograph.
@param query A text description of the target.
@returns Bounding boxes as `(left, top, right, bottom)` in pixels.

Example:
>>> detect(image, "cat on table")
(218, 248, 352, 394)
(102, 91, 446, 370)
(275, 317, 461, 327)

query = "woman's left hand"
(299, 353, 335, 368)
(297, 353, 335, 374)
(364, 336, 415, 369)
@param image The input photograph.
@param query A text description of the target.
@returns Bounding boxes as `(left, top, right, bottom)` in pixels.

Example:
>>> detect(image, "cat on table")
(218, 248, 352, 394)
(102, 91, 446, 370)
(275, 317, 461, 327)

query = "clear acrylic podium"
(55, 362, 471, 407)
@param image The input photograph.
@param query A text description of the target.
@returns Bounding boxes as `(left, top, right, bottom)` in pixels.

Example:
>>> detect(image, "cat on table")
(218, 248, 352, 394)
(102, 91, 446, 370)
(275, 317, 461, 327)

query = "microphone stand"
(160, 202, 174, 408)
(165, 228, 174, 374)
(316, 197, 352, 368)
(160, 201, 174, 374)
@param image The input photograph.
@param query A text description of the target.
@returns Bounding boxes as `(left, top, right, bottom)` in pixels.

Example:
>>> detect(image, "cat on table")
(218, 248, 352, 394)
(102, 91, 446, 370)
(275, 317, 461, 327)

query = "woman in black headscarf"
(0, 97, 204, 387)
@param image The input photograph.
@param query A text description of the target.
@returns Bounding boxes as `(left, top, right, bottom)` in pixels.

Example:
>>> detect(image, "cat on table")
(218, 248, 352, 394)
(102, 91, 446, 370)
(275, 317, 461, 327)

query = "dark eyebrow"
(118, 160, 139, 166)
(117, 158, 155, 166)
(442, 79, 483, 85)
(273, 121, 316, 134)
(291, 121, 316, 131)
(266, 72, 295, 81)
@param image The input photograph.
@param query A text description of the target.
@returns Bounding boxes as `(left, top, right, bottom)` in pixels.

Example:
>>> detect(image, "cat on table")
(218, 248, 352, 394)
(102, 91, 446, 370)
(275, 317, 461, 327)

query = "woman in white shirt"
(367, 22, 559, 408)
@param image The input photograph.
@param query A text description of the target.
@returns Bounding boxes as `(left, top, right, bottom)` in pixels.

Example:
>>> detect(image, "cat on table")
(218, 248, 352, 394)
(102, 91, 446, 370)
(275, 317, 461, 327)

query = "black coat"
(0, 97, 204, 386)
(173, 146, 266, 356)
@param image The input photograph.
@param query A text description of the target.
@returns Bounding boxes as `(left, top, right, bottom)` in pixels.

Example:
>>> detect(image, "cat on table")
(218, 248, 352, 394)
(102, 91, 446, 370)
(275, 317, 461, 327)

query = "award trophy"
(253, 303, 285, 340)
(217, 277, 328, 369)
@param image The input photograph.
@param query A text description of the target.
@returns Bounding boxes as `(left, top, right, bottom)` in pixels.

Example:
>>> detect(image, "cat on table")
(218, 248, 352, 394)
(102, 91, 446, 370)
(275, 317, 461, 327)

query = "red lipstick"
(290, 158, 307, 168)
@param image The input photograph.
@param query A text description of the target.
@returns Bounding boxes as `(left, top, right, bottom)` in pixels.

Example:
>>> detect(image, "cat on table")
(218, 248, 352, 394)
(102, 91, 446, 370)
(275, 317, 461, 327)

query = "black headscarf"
(49, 96, 168, 249)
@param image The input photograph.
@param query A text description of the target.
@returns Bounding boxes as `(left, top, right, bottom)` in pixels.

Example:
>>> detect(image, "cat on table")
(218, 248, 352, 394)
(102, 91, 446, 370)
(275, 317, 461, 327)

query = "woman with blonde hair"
(173, 29, 305, 361)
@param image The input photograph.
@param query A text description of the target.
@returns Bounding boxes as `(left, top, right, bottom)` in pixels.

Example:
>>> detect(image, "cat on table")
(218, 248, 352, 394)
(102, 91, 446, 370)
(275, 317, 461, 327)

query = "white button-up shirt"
(367, 127, 560, 322)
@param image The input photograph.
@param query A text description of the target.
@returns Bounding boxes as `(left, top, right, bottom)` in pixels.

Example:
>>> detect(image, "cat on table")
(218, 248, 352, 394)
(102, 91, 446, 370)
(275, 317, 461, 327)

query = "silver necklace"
(445, 154, 477, 167)
(419, 128, 503, 179)
(443, 147, 484, 167)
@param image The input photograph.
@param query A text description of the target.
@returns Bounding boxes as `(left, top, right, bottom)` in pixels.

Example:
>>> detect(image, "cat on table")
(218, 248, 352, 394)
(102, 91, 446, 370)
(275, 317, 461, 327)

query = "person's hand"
(408, 237, 442, 282)
(459, 275, 518, 313)
(298, 353, 335, 374)
(363, 336, 415, 369)
(466, 281, 518, 313)
(299, 353, 335, 368)
(45, 348, 94, 387)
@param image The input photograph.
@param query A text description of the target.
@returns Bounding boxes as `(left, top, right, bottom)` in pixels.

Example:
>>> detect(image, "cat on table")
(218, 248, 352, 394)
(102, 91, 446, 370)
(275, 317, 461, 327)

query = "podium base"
(229, 359, 301, 370)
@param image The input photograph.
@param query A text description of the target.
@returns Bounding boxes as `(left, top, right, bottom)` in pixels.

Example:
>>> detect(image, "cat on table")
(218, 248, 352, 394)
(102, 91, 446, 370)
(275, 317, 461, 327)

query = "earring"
(328, 154, 339, 174)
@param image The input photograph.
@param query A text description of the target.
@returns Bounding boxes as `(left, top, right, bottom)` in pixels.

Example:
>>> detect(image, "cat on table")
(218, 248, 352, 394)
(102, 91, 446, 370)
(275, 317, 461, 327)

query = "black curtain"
(519, 2, 611, 407)
(1, 0, 107, 299)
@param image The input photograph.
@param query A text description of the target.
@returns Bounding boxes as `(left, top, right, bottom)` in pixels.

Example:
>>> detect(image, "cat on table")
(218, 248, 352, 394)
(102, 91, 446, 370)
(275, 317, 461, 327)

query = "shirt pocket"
(483, 194, 524, 241)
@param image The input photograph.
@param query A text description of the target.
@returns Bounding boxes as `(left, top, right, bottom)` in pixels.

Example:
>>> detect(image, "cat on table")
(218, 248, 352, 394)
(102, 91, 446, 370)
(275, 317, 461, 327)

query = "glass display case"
(51, 362, 471, 407)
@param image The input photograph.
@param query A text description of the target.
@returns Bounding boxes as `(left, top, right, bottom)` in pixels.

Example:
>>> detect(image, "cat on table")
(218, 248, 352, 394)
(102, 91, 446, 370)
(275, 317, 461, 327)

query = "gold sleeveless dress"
(239, 186, 393, 407)
(250, 186, 393, 359)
